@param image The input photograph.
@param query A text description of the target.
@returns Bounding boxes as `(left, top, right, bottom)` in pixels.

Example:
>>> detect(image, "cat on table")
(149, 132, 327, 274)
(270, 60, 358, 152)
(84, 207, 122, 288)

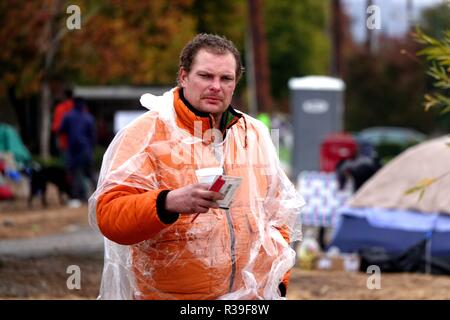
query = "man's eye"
(199, 74, 211, 79)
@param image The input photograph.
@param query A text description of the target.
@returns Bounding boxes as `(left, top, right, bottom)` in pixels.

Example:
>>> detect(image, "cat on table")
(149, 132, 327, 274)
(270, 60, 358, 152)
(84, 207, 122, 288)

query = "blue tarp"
(329, 207, 450, 257)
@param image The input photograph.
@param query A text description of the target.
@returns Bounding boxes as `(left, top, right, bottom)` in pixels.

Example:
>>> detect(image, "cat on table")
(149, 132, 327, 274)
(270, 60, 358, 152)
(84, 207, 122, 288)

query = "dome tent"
(329, 136, 450, 273)
(349, 135, 450, 214)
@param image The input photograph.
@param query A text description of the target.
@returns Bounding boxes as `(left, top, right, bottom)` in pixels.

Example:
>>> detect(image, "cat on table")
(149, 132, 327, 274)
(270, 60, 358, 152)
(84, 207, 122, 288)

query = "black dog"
(27, 165, 71, 208)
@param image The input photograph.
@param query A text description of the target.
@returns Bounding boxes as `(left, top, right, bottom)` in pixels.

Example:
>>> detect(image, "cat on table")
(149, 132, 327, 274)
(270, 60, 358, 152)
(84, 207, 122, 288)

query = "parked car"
(357, 127, 426, 146)
(356, 126, 427, 164)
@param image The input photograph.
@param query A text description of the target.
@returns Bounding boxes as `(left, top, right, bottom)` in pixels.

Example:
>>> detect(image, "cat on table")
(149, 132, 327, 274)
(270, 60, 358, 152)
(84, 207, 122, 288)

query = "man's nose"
(210, 77, 221, 91)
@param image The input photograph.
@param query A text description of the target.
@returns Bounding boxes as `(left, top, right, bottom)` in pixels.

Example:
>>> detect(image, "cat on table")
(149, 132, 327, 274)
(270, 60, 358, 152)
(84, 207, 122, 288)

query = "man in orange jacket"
(90, 34, 304, 300)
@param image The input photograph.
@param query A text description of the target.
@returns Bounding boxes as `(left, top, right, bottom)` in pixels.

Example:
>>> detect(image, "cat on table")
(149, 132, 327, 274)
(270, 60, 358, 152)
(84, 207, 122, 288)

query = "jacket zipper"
(224, 208, 236, 293)
(222, 163, 236, 293)
(211, 115, 239, 293)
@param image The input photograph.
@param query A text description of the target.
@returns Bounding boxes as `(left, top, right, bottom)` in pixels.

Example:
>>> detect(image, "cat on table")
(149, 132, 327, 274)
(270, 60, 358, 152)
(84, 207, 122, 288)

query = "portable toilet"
(288, 76, 345, 178)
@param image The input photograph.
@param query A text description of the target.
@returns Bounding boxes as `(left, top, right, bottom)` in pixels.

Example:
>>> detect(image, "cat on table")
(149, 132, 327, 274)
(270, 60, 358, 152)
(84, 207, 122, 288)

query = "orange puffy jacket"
(96, 88, 294, 299)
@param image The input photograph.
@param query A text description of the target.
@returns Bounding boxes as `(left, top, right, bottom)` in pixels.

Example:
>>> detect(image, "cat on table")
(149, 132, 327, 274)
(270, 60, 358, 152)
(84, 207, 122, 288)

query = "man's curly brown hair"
(177, 33, 244, 86)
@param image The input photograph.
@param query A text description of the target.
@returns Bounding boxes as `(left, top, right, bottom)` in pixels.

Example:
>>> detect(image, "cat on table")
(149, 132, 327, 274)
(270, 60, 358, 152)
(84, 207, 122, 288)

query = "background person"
(60, 98, 96, 203)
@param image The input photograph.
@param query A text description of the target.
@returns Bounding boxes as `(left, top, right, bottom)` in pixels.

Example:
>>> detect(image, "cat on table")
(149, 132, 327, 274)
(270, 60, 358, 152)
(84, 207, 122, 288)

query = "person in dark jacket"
(336, 139, 381, 192)
(60, 98, 96, 201)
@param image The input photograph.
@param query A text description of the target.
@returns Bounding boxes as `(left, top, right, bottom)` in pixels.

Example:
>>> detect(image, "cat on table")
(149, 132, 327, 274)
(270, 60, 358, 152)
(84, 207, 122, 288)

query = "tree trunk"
(247, 0, 273, 113)
(245, 28, 257, 116)
(365, 0, 374, 54)
(40, 81, 51, 159)
(331, 0, 343, 77)
(39, 0, 63, 159)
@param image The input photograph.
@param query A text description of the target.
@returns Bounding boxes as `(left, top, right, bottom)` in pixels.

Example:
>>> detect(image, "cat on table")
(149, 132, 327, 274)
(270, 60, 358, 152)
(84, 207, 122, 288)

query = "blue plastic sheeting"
(329, 208, 450, 256)
(336, 207, 450, 232)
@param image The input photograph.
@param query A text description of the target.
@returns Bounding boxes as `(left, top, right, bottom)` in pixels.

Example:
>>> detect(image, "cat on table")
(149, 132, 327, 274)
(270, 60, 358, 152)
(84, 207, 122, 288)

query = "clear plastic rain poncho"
(88, 88, 305, 300)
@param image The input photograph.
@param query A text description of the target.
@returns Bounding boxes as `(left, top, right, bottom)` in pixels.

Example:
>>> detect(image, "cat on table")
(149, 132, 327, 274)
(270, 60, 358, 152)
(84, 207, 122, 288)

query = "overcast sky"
(342, 0, 446, 42)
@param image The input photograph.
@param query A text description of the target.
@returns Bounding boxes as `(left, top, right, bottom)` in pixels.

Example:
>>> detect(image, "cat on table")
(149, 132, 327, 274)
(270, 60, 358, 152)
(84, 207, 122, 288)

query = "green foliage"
(32, 155, 64, 168)
(189, 0, 246, 93)
(0, 0, 252, 96)
(345, 3, 450, 134)
(31, 145, 105, 171)
(0, 0, 201, 95)
(263, 0, 330, 100)
(414, 28, 450, 114)
(344, 40, 435, 133)
(191, 0, 246, 44)
(404, 177, 437, 202)
(418, 2, 450, 40)
(93, 145, 106, 171)
(59, 0, 197, 87)
(0, 1, 44, 96)
(404, 25, 450, 200)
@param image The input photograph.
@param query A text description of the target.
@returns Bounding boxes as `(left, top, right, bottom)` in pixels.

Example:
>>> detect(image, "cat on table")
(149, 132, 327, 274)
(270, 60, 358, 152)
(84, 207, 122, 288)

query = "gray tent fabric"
(349, 135, 450, 215)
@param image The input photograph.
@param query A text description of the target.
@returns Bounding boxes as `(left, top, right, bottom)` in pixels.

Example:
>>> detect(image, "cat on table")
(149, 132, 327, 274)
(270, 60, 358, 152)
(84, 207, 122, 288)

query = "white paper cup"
(195, 167, 223, 185)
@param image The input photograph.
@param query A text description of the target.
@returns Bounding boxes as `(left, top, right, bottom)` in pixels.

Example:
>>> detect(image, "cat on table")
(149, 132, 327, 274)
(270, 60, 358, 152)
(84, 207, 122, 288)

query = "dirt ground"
(1, 189, 450, 300)
(288, 268, 450, 300)
(0, 254, 102, 299)
(0, 185, 90, 239)
(2, 254, 450, 300)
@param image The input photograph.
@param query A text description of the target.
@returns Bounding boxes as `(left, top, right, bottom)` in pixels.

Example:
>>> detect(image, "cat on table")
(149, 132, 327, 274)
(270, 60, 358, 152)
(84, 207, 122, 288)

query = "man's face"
(179, 49, 237, 116)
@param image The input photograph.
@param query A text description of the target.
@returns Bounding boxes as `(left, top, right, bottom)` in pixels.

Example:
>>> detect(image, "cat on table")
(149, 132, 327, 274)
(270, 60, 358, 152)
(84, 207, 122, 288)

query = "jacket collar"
(173, 87, 242, 138)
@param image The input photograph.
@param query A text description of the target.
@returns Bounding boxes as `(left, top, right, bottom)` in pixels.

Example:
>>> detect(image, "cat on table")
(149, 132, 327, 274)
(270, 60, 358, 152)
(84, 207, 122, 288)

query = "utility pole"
(245, 28, 257, 117)
(40, 0, 63, 159)
(365, 0, 374, 53)
(331, 0, 343, 78)
(406, 0, 414, 29)
(247, 0, 273, 114)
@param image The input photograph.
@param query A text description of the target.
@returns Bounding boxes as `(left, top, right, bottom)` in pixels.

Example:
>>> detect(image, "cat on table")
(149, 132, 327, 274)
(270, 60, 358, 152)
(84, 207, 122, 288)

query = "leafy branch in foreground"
(405, 170, 450, 201)
(413, 28, 450, 114)
(405, 29, 450, 200)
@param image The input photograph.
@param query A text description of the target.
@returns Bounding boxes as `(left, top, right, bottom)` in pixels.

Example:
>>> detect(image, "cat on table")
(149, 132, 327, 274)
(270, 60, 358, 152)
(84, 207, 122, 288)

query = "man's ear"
(178, 68, 187, 87)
